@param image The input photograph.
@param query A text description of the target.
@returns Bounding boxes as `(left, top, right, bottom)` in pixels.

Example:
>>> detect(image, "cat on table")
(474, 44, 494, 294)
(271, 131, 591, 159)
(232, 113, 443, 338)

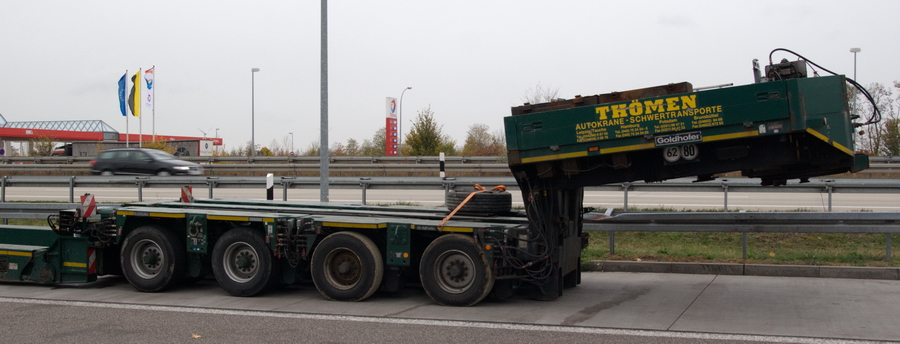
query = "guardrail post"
(359, 178, 370, 205)
(887, 233, 893, 261)
(281, 177, 292, 201)
(1, 176, 6, 225)
(442, 177, 456, 200)
(825, 182, 834, 212)
(207, 177, 218, 198)
(135, 177, 149, 202)
(69, 176, 75, 203)
(722, 181, 729, 212)
(742, 232, 748, 259)
(622, 182, 632, 211)
(609, 232, 615, 255)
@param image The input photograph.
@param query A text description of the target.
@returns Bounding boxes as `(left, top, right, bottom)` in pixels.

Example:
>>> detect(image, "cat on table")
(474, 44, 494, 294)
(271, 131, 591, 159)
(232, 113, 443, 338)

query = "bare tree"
(522, 82, 560, 104)
(855, 82, 896, 155)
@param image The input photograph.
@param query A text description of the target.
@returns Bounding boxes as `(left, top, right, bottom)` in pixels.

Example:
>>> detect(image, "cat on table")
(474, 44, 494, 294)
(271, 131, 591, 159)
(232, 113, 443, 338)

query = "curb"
(585, 260, 900, 280)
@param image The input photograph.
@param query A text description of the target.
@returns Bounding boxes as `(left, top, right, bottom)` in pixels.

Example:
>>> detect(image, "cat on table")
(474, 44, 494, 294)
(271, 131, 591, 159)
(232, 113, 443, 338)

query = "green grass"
(583, 210, 899, 267)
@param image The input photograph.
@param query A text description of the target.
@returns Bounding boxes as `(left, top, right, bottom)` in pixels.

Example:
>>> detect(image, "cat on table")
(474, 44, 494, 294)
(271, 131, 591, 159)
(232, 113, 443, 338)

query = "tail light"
(89, 160, 96, 165)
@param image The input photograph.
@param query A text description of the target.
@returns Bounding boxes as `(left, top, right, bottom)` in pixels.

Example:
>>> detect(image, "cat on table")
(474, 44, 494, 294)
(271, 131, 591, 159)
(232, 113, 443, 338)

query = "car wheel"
(101, 170, 114, 176)
(157, 170, 171, 176)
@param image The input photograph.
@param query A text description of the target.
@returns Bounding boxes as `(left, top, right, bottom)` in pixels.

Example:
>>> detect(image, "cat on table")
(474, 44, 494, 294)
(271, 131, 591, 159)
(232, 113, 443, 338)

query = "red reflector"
(89, 160, 96, 165)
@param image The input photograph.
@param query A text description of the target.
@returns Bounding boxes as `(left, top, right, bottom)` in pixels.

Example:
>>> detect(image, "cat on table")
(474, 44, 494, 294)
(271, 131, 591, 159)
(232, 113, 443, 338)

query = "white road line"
(0, 297, 875, 344)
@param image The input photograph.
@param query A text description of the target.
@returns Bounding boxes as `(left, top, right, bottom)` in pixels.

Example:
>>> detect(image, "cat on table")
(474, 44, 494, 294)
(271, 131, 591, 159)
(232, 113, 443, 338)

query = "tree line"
(223, 105, 506, 157)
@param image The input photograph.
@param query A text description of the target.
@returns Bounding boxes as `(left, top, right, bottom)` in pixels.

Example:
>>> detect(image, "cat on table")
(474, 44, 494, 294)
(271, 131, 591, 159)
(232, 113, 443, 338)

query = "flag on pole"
(118, 73, 127, 116)
(143, 67, 154, 111)
(128, 71, 141, 117)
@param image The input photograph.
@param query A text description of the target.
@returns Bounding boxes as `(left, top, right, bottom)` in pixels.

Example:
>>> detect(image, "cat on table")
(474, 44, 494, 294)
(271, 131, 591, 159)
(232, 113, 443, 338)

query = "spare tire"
(445, 190, 512, 214)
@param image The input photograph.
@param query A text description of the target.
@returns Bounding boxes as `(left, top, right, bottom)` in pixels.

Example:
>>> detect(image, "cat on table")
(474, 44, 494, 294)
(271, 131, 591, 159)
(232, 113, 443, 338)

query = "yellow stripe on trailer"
(117, 210, 186, 219)
(703, 130, 759, 142)
(322, 222, 387, 229)
(208, 215, 276, 222)
(63, 262, 87, 268)
(0, 250, 32, 257)
(807, 128, 854, 156)
(440, 227, 474, 233)
(599, 142, 655, 154)
(520, 151, 587, 164)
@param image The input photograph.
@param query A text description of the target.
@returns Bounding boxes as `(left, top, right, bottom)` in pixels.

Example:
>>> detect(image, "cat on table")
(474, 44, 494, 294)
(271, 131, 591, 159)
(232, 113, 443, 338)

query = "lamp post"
(215, 128, 220, 153)
(289, 132, 294, 156)
(398, 86, 412, 154)
(251, 67, 260, 156)
(849, 48, 860, 114)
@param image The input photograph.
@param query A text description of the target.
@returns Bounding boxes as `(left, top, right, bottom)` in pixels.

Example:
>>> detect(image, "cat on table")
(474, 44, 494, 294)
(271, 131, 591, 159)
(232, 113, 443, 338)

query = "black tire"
(310, 232, 384, 302)
(120, 225, 186, 292)
(156, 170, 171, 176)
(420, 234, 494, 306)
(212, 227, 277, 297)
(445, 190, 512, 214)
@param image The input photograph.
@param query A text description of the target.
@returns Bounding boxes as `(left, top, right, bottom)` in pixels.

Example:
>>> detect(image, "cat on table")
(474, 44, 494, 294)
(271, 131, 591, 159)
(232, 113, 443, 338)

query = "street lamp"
(289, 132, 294, 156)
(398, 86, 412, 154)
(215, 128, 220, 152)
(251, 67, 260, 156)
(849, 48, 860, 114)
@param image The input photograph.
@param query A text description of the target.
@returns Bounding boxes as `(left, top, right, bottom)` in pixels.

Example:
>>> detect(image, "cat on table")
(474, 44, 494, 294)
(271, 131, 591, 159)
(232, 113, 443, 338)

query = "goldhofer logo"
(655, 131, 702, 146)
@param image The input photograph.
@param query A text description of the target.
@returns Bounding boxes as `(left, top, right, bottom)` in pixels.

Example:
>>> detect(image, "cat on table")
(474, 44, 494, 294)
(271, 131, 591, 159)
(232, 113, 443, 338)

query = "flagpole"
(152, 65, 156, 141)
(138, 68, 142, 147)
(126, 69, 130, 148)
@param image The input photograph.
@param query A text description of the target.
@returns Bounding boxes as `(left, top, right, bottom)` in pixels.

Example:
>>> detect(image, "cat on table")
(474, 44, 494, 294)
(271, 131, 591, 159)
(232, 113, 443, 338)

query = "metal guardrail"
(0, 155, 506, 165)
(585, 211, 898, 260)
(1, 155, 900, 175)
(1, 175, 900, 208)
(0, 163, 512, 175)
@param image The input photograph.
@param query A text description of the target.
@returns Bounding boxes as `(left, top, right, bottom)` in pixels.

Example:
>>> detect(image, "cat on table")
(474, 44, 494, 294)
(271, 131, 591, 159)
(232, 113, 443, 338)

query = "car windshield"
(144, 149, 177, 160)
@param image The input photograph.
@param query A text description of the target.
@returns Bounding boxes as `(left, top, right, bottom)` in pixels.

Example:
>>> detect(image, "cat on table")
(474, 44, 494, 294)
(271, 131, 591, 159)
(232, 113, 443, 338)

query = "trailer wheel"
(212, 227, 277, 297)
(311, 232, 383, 302)
(420, 234, 494, 306)
(120, 225, 185, 292)
(445, 190, 512, 214)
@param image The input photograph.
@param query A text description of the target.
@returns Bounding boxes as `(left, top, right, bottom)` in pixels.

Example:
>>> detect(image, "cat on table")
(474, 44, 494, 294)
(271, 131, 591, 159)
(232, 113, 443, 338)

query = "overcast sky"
(1, 1, 898, 153)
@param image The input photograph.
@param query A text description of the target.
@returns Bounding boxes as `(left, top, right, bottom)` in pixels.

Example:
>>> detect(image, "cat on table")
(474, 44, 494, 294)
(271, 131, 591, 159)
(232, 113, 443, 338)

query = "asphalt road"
(6, 186, 900, 212)
(0, 272, 896, 343)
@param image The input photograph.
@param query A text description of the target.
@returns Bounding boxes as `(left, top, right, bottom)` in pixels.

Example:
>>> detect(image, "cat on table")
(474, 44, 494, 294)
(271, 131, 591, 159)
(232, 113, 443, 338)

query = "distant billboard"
(385, 97, 398, 156)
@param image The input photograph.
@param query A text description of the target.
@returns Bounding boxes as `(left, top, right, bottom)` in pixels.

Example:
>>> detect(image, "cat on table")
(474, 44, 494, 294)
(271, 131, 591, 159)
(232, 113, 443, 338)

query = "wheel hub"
(236, 253, 255, 271)
(444, 259, 469, 283)
(142, 249, 160, 267)
(435, 250, 476, 293)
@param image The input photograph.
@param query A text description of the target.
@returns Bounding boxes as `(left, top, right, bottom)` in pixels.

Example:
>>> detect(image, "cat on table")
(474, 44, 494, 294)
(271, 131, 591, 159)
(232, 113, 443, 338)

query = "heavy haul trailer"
(0, 53, 873, 306)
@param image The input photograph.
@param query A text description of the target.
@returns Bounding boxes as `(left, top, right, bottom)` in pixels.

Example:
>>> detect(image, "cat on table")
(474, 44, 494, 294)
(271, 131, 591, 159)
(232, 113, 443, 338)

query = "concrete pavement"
(1, 271, 898, 342)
